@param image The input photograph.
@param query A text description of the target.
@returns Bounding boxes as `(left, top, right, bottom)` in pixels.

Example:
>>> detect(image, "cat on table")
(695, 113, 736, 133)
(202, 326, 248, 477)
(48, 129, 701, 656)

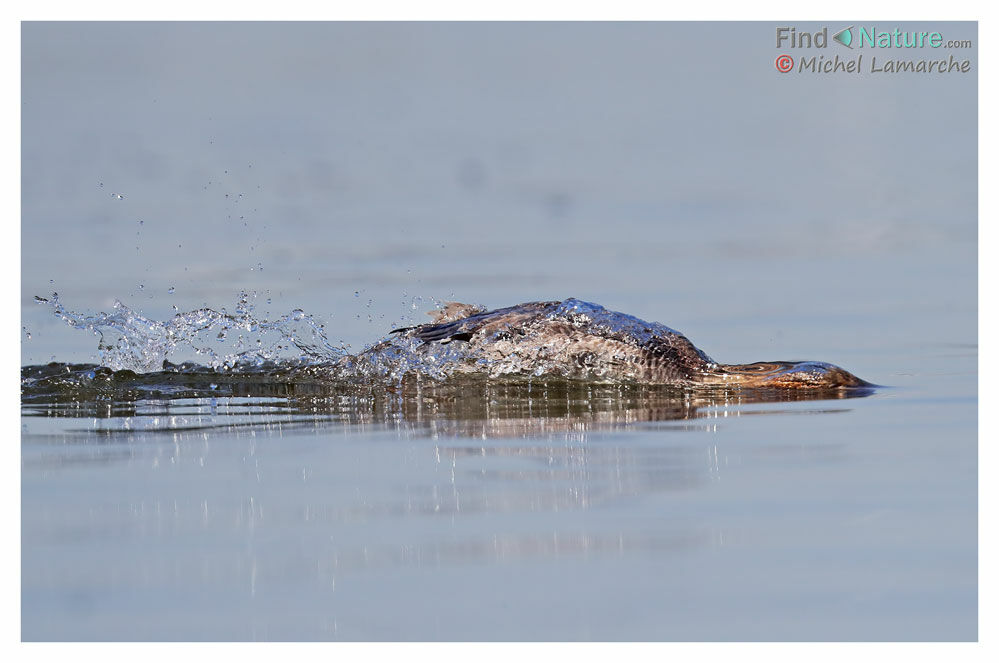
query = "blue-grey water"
(21, 22, 977, 641)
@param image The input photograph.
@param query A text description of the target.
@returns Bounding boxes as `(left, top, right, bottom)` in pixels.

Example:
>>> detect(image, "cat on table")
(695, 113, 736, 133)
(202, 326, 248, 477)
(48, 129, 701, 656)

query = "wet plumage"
(363, 298, 868, 388)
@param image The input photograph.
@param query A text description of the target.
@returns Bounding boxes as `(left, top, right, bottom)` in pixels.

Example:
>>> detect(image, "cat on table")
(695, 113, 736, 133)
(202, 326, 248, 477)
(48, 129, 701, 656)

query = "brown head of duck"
(699, 360, 871, 389)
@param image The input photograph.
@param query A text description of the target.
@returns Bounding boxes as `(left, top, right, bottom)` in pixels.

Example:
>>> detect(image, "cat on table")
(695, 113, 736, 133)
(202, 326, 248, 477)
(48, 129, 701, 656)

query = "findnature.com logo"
(774, 25, 973, 74)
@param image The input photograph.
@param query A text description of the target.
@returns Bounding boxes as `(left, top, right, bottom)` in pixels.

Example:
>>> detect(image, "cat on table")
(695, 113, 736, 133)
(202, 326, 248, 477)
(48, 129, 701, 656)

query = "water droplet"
(138, 284, 144, 290)
(209, 383, 218, 390)
(22, 327, 31, 339)
(168, 287, 176, 294)
(354, 291, 360, 297)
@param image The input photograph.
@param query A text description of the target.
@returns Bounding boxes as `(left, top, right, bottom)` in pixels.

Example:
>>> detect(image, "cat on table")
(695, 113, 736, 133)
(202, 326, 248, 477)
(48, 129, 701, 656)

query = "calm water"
(21, 22, 977, 641)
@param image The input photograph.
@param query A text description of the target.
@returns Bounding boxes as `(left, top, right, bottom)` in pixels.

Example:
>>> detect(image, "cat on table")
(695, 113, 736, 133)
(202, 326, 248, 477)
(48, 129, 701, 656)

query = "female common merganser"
(368, 298, 868, 388)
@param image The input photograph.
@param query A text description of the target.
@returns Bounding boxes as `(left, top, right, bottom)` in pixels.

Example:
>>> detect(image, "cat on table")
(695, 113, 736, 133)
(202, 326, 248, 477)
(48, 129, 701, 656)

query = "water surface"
(21, 22, 977, 641)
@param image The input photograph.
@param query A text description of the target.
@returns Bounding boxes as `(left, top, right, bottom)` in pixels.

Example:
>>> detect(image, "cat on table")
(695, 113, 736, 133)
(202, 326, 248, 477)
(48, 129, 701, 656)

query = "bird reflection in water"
(22, 367, 873, 575)
(21, 364, 873, 439)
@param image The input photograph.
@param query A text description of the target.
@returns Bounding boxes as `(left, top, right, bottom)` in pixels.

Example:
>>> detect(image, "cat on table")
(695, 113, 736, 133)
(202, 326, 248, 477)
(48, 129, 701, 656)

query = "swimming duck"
(373, 298, 868, 388)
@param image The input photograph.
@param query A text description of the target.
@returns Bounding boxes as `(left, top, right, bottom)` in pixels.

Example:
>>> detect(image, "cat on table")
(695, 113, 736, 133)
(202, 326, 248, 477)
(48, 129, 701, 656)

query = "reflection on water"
(22, 361, 870, 440)
(22, 366, 865, 595)
(22, 359, 973, 641)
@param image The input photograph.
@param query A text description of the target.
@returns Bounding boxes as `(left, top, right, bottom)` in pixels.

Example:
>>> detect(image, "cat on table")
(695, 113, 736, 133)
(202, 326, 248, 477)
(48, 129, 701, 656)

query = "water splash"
(32, 291, 478, 383)
(27, 295, 873, 397)
(35, 291, 347, 373)
(334, 333, 478, 383)
(34, 295, 686, 383)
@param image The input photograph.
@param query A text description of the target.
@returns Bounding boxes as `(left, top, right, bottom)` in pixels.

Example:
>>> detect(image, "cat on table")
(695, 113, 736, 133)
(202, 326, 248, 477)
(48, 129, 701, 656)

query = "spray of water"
(34, 291, 348, 373)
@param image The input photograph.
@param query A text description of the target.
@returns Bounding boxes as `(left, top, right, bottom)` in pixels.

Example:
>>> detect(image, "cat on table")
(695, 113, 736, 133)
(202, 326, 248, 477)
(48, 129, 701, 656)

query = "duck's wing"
(392, 300, 560, 344)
